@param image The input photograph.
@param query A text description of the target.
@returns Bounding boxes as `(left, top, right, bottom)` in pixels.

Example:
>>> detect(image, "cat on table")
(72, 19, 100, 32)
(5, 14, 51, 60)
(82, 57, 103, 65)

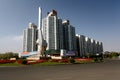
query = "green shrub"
(21, 59, 27, 64)
(93, 57, 103, 62)
(69, 58, 75, 63)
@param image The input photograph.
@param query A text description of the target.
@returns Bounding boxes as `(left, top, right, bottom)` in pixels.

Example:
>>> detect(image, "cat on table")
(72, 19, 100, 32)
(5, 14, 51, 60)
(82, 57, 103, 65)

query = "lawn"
(0, 62, 23, 66)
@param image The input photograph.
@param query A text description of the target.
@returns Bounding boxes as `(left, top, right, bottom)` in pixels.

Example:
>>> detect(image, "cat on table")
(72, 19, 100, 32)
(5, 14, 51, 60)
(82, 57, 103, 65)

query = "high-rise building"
(96, 41, 100, 53)
(76, 34, 86, 57)
(42, 10, 59, 50)
(99, 42, 103, 53)
(95, 41, 103, 54)
(58, 19, 64, 49)
(62, 20, 76, 51)
(91, 39, 96, 54)
(42, 11, 76, 51)
(23, 23, 38, 52)
(76, 34, 103, 57)
(85, 37, 92, 55)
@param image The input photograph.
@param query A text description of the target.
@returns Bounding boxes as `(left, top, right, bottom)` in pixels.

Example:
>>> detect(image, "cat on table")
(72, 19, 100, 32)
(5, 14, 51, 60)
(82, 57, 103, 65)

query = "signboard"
(60, 49, 75, 56)
(20, 51, 38, 57)
(65, 51, 76, 56)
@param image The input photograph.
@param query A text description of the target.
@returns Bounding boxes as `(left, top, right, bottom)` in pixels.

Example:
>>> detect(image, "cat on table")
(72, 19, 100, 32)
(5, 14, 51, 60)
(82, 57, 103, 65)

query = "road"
(0, 59, 120, 80)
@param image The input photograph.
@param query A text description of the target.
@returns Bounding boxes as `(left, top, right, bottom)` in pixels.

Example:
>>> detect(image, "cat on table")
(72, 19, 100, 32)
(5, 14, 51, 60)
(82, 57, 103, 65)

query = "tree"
(103, 51, 120, 58)
(0, 52, 18, 60)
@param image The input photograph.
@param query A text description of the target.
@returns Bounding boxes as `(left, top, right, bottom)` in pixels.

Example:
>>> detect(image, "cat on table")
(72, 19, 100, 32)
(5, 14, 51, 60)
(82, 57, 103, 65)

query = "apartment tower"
(23, 23, 38, 52)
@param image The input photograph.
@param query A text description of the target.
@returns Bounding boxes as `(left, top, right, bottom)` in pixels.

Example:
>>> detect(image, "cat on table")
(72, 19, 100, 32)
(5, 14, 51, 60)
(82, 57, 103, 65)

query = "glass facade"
(42, 11, 76, 51)
(62, 20, 76, 51)
(42, 11, 59, 50)
(76, 34, 103, 57)
(23, 23, 38, 52)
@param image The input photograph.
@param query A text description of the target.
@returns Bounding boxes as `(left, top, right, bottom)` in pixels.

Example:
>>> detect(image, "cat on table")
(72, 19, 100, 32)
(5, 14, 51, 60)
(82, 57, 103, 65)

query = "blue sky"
(0, 0, 120, 53)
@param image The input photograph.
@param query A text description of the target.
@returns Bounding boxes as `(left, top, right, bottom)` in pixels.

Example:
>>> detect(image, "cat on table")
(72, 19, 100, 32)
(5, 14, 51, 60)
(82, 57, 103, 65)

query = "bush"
(93, 57, 103, 62)
(69, 58, 75, 63)
(93, 58, 98, 62)
(21, 59, 27, 64)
